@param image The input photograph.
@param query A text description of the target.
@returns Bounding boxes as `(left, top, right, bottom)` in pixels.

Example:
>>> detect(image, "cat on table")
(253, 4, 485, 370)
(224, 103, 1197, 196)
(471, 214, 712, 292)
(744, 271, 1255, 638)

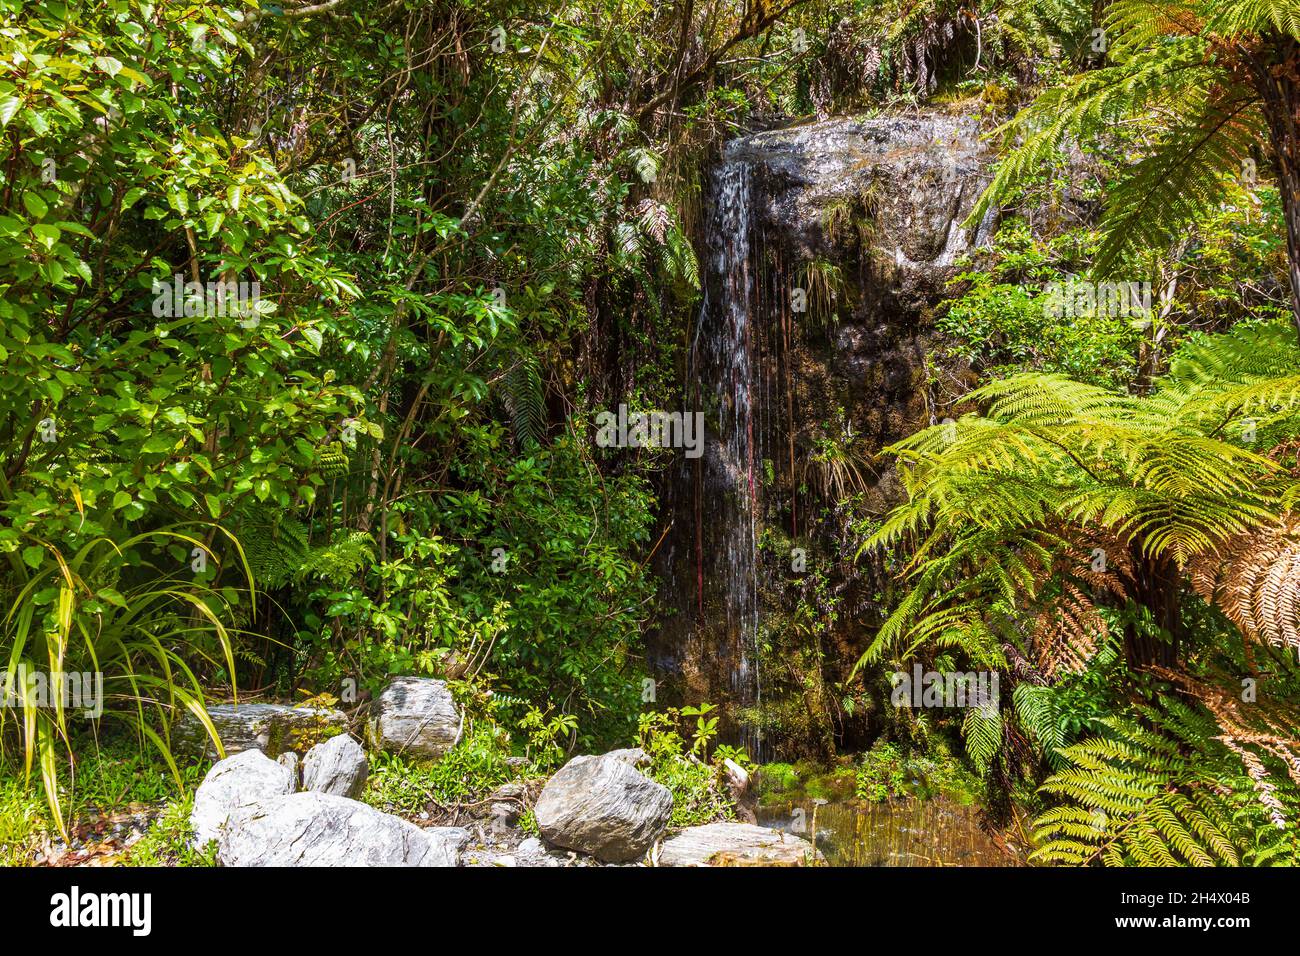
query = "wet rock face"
(652, 112, 990, 756)
(727, 112, 990, 520)
(725, 114, 993, 279)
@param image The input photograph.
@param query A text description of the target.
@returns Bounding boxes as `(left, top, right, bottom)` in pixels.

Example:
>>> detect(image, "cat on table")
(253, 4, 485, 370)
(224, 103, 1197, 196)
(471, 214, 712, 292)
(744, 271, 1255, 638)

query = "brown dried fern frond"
(1031, 586, 1104, 680)
(1152, 667, 1300, 792)
(1026, 533, 1134, 680)
(1187, 515, 1300, 651)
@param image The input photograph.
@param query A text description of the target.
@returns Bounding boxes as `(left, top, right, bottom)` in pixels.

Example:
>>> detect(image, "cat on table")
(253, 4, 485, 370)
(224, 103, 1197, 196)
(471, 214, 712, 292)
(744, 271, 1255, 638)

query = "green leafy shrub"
(517, 705, 578, 774)
(939, 222, 1141, 389)
(0, 0, 365, 829)
(364, 726, 515, 813)
(651, 756, 736, 829)
(637, 707, 736, 828)
(125, 795, 216, 867)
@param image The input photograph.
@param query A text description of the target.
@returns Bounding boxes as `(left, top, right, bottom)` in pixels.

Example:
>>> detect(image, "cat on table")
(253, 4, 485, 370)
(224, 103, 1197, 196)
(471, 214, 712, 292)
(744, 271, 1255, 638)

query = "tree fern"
(865, 320, 1300, 667)
(969, 0, 1300, 332)
(1034, 694, 1300, 865)
(1206, 0, 1300, 36)
(1093, 83, 1263, 274)
(1013, 682, 1068, 761)
(865, 323, 1300, 818)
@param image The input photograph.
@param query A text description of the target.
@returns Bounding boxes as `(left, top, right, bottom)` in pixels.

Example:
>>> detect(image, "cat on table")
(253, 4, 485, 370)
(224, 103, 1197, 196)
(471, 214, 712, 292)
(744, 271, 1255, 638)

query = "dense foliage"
(2, 0, 1299, 868)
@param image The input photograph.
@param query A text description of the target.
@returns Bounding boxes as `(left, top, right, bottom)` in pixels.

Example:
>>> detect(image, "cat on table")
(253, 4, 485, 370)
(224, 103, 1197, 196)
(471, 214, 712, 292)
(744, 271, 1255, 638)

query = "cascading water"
(651, 114, 991, 764)
(694, 159, 763, 758)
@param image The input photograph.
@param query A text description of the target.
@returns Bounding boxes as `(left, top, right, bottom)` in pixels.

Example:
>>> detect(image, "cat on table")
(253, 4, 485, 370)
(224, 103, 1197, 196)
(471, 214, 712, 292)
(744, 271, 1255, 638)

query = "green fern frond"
(969, 0, 1290, 280)
(504, 353, 546, 451)
(1094, 86, 1263, 274)
(967, 43, 1211, 229)
(294, 531, 375, 585)
(963, 705, 1003, 775)
(1032, 697, 1299, 865)
(235, 508, 312, 589)
(1204, 0, 1300, 37)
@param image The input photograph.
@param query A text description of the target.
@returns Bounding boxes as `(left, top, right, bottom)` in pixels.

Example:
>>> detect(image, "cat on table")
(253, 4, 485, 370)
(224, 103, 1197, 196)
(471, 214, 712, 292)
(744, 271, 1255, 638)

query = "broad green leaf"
(0, 94, 20, 128)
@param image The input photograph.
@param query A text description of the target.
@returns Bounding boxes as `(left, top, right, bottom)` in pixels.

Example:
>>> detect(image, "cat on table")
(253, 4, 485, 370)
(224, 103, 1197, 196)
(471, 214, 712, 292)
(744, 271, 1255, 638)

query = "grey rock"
(217, 791, 469, 867)
(508, 836, 578, 868)
(302, 734, 369, 798)
(488, 807, 518, 832)
(175, 702, 349, 758)
(657, 822, 822, 867)
(487, 781, 527, 830)
(535, 752, 672, 862)
(517, 836, 546, 856)
(488, 781, 528, 801)
(722, 757, 749, 792)
(276, 752, 300, 787)
(604, 747, 650, 767)
(190, 749, 295, 846)
(370, 677, 461, 758)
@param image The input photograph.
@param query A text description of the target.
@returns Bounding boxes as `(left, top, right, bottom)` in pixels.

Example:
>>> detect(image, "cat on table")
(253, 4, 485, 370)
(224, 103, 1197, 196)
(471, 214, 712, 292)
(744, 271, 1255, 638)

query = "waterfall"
(695, 159, 763, 758)
(652, 115, 991, 764)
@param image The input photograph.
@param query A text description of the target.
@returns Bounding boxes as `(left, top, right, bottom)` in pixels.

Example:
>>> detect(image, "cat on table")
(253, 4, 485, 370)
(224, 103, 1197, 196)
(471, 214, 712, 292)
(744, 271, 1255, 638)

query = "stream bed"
(756, 797, 1024, 867)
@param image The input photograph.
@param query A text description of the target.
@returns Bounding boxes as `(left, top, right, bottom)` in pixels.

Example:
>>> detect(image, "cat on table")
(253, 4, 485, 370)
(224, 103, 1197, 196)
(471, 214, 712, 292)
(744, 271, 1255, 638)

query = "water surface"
(757, 798, 1023, 867)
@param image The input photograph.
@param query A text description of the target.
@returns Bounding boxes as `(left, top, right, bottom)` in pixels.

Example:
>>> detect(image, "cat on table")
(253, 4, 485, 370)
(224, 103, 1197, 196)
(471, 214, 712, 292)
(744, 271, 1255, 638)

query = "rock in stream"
(657, 822, 822, 866)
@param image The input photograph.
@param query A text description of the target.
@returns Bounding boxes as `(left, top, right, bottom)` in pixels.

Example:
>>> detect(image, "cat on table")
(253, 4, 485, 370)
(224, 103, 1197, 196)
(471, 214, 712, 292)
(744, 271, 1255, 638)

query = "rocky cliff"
(650, 111, 992, 758)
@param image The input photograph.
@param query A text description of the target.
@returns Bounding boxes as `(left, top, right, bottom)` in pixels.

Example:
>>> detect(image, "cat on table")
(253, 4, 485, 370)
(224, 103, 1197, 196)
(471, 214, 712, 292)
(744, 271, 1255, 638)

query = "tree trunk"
(1251, 35, 1300, 344)
(1125, 543, 1181, 669)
